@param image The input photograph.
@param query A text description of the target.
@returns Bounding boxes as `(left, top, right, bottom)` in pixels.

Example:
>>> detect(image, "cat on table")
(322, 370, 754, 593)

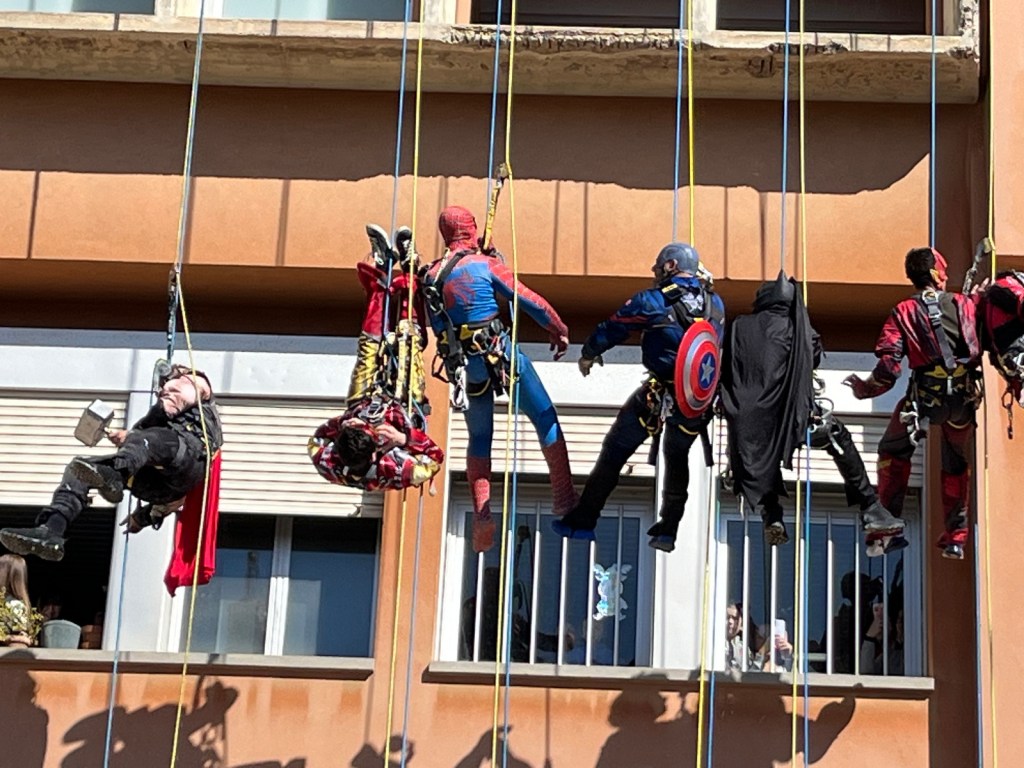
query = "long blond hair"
(0, 554, 30, 606)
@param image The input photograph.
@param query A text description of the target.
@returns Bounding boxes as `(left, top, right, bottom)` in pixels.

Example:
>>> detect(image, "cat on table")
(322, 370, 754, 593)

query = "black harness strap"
(919, 289, 958, 370)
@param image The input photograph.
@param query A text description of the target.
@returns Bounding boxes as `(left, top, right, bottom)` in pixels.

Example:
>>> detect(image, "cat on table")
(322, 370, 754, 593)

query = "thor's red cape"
(164, 451, 222, 596)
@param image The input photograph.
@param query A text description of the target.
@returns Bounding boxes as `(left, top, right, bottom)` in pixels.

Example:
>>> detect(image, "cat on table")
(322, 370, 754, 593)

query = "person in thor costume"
(552, 243, 724, 553)
(845, 247, 982, 560)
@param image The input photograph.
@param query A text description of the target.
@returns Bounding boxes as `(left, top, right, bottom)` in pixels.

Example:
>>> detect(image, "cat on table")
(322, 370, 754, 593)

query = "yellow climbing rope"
(490, 0, 523, 762)
(981, 1, 998, 760)
(791, 0, 809, 760)
(168, 280, 217, 768)
(382, 2, 428, 765)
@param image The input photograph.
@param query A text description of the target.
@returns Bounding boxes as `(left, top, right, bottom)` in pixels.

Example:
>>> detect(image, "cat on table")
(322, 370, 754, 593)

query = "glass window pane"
(222, 0, 404, 21)
(182, 515, 275, 654)
(285, 516, 379, 657)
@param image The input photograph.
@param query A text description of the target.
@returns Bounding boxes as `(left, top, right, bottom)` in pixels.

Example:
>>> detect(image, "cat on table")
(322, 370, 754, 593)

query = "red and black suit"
(857, 288, 981, 550)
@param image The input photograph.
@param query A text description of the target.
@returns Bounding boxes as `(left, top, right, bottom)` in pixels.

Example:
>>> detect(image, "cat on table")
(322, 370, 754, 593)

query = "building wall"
(0, 5, 1008, 767)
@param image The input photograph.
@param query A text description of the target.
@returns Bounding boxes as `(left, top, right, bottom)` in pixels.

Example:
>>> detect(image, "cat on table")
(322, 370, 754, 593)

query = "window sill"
(0, 647, 374, 680)
(425, 661, 934, 698)
(0, 15, 978, 102)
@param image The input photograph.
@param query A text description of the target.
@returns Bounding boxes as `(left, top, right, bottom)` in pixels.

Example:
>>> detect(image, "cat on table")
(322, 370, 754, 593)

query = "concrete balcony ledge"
(0, 14, 978, 102)
(425, 661, 935, 698)
(0, 647, 375, 680)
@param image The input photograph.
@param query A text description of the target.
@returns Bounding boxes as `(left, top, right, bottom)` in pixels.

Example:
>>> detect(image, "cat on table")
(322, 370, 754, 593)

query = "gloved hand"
(550, 333, 569, 361)
(843, 373, 878, 400)
(578, 354, 604, 377)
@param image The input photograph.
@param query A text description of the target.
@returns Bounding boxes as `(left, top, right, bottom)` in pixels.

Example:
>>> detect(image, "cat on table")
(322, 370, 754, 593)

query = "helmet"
(655, 242, 700, 276)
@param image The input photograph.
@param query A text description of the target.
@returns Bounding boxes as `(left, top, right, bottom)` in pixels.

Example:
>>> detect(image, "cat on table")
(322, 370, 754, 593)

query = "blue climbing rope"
(779, 0, 793, 270)
(929, 0, 937, 250)
(672, 0, 686, 241)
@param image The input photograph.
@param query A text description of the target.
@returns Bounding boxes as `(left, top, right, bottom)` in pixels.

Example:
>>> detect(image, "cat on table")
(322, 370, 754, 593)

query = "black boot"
(70, 457, 125, 504)
(760, 502, 789, 547)
(0, 525, 65, 562)
(860, 500, 905, 534)
(646, 520, 678, 553)
(551, 505, 599, 541)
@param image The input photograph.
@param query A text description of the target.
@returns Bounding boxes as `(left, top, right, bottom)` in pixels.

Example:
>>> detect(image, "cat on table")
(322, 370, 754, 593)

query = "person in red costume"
(308, 224, 442, 493)
(421, 206, 577, 553)
(844, 247, 982, 560)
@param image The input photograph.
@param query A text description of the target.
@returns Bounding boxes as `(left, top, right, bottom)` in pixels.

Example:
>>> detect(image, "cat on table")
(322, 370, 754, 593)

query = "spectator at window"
(724, 602, 763, 671)
(0, 554, 33, 647)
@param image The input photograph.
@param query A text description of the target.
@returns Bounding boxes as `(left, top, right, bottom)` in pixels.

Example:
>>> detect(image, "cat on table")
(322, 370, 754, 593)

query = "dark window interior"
(474, 0, 680, 28)
(0, 505, 114, 631)
(473, 0, 927, 34)
(717, 0, 926, 34)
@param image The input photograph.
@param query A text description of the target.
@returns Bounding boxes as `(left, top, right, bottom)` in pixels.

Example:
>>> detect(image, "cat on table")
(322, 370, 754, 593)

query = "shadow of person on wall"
(1, 661, 49, 768)
(453, 727, 534, 768)
(61, 677, 242, 768)
(350, 735, 413, 768)
(710, 690, 856, 766)
(594, 679, 856, 767)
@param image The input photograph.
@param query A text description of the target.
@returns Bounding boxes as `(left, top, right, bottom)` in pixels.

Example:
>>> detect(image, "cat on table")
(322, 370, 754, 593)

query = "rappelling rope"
(671, 0, 695, 243)
(978, 0, 998, 761)
(490, 0, 523, 762)
(162, 1, 219, 764)
(797, 0, 811, 761)
(383, 1, 427, 765)
(96, 0, 209, 763)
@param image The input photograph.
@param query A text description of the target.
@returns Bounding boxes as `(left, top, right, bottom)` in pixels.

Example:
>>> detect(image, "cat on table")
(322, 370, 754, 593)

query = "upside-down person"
(720, 271, 904, 549)
(308, 224, 443, 492)
(0, 366, 223, 562)
(420, 205, 576, 553)
(844, 248, 982, 560)
(552, 243, 724, 553)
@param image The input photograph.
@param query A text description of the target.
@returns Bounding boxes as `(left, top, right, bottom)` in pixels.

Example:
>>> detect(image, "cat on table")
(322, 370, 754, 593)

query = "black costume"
(1, 371, 222, 561)
(721, 273, 901, 544)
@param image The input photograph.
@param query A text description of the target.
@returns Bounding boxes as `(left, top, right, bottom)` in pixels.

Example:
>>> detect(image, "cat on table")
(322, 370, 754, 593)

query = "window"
(717, 0, 927, 35)
(442, 482, 654, 667)
(715, 491, 922, 677)
(473, 0, 680, 28)
(0, 0, 154, 13)
(0, 505, 114, 644)
(177, 514, 380, 657)
(215, 0, 404, 22)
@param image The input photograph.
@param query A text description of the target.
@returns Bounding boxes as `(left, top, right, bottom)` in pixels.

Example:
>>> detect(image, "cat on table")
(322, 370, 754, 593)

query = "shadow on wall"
(59, 676, 304, 768)
(596, 682, 856, 767)
(1, 661, 49, 768)
(0, 81, 936, 196)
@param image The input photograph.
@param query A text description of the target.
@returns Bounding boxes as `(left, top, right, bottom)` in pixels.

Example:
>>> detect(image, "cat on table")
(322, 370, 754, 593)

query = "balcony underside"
(0, 16, 979, 102)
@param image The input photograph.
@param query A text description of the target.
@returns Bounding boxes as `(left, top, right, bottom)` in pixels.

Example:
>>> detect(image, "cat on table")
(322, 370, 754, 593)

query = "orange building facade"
(0, 0, 1021, 766)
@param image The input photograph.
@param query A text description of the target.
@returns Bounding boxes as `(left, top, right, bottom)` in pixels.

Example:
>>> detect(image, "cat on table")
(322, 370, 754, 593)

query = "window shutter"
(0, 392, 128, 505)
(713, 414, 925, 490)
(213, 398, 383, 518)
(446, 405, 654, 478)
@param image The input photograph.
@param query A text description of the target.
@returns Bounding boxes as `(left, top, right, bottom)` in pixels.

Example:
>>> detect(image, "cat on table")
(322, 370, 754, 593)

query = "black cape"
(720, 272, 818, 509)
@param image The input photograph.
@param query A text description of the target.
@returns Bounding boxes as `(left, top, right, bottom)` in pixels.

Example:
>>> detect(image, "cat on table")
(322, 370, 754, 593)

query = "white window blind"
(0, 392, 128, 506)
(447, 404, 654, 478)
(215, 398, 382, 518)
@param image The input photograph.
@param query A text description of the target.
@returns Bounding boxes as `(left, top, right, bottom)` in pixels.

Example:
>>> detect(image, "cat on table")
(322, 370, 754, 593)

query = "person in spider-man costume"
(845, 247, 982, 560)
(421, 205, 577, 553)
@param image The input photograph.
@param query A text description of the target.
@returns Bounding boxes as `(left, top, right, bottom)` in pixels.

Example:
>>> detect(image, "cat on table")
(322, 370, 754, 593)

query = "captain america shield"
(674, 320, 721, 418)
